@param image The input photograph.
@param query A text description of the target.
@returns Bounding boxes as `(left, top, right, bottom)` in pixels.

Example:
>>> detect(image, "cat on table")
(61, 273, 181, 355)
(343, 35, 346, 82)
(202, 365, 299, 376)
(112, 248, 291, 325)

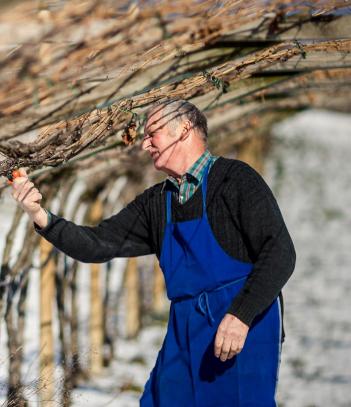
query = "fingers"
(12, 179, 33, 201)
(23, 188, 42, 204)
(215, 328, 236, 362)
(214, 314, 249, 362)
(8, 169, 43, 216)
(216, 337, 242, 362)
(219, 338, 242, 361)
(11, 177, 42, 212)
(12, 176, 28, 189)
(18, 183, 36, 203)
(218, 336, 232, 362)
(214, 331, 224, 358)
(18, 167, 28, 177)
(227, 348, 236, 360)
(227, 343, 242, 360)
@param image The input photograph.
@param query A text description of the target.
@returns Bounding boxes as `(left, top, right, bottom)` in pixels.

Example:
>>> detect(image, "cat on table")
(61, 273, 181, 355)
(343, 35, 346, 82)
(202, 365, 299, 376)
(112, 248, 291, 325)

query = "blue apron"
(140, 162, 282, 407)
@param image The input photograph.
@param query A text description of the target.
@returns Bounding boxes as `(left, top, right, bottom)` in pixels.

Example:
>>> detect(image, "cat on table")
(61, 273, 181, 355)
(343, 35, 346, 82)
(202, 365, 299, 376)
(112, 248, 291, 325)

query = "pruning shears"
(6, 169, 21, 185)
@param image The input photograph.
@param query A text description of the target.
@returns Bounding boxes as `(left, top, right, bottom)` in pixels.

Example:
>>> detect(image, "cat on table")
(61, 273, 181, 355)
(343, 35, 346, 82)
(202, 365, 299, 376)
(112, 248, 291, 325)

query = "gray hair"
(147, 99, 208, 143)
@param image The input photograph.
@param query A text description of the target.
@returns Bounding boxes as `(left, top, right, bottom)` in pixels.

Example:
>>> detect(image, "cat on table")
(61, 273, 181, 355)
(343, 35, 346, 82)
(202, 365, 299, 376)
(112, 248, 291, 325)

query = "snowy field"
(0, 109, 350, 406)
(268, 110, 351, 407)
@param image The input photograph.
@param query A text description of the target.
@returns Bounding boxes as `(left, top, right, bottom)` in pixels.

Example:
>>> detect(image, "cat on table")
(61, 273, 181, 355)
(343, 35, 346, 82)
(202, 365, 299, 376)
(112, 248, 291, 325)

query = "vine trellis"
(0, 0, 350, 186)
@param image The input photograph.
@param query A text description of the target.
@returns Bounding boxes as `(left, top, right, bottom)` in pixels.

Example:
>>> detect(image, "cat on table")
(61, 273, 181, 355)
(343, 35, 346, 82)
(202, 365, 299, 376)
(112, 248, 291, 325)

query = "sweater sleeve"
(225, 161, 296, 326)
(34, 190, 154, 263)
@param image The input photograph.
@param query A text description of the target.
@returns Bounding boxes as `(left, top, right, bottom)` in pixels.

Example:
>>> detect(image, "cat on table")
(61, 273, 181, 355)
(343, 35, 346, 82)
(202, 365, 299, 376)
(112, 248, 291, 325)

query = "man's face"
(142, 107, 181, 173)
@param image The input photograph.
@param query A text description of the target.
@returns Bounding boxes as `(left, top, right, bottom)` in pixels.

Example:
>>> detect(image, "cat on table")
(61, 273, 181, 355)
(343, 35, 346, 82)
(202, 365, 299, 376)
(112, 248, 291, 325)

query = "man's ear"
(179, 120, 191, 140)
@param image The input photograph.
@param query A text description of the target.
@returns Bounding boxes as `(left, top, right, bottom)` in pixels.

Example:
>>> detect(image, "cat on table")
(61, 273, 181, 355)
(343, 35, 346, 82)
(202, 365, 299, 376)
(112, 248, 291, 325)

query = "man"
(11, 99, 296, 406)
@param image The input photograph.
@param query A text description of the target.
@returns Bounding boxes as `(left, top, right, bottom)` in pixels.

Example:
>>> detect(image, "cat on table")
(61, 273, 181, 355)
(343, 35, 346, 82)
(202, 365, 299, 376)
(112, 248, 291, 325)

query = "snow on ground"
(268, 110, 351, 407)
(0, 109, 350, 406)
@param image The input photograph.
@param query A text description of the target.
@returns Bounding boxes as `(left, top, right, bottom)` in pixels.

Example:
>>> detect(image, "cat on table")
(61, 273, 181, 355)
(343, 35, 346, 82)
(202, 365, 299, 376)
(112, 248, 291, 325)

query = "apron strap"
(166, 190, 172, 224)
(201, 162, 210, 218)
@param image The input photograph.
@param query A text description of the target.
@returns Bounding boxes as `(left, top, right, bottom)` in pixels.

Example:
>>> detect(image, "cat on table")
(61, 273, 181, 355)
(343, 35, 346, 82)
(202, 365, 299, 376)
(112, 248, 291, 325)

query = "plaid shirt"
(162, 150, 218, 204)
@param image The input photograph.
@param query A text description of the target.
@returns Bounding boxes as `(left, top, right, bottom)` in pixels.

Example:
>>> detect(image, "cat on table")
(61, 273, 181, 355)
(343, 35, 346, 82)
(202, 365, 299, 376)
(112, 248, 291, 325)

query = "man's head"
(142, 99, 208, 176)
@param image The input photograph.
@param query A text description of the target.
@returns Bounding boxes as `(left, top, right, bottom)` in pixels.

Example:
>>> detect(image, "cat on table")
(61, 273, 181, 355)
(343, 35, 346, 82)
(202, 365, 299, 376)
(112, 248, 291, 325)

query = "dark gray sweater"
(34, 157, 296, 341)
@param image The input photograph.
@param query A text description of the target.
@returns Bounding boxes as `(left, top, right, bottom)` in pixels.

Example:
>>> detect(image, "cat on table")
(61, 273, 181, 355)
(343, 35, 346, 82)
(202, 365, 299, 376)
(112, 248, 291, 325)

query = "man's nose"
(141, 136, 151, 151)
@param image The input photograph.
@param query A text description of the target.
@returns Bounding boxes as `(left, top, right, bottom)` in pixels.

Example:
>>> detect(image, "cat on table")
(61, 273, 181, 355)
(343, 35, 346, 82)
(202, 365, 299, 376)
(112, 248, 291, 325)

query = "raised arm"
(10, 169, 154, 263)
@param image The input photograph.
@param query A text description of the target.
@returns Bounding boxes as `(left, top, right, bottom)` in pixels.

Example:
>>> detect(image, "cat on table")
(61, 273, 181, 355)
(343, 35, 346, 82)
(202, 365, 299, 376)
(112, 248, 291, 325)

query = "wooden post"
(70, 260, 84, 383)
(88, 199, 104, 375)
(39, 238, 56, 407)
(124, 258, 141, 338)
(152, 259, 168, 314)
(90, 263, 103, 375)
(37, 33, 57, 402)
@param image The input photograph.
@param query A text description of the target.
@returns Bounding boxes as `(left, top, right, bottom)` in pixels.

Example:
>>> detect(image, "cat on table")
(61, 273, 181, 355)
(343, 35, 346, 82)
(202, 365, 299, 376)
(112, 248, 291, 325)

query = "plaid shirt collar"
(161, 149, 213, 194)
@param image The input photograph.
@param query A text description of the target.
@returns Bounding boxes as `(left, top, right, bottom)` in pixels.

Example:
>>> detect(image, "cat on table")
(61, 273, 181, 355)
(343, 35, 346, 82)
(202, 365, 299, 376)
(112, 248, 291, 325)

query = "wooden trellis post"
(124, 257, 141, 338)
(88, 199, 104, 375)
(37, 30, 57, 404)
(152, 259, 168, 314)
(39, 238, 56, 407)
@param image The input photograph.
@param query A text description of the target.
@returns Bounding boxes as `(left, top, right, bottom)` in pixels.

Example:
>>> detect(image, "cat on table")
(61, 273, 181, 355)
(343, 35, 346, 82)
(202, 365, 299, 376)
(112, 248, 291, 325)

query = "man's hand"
(10, 168, 43, 217)
(214, 313, 249, 362)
